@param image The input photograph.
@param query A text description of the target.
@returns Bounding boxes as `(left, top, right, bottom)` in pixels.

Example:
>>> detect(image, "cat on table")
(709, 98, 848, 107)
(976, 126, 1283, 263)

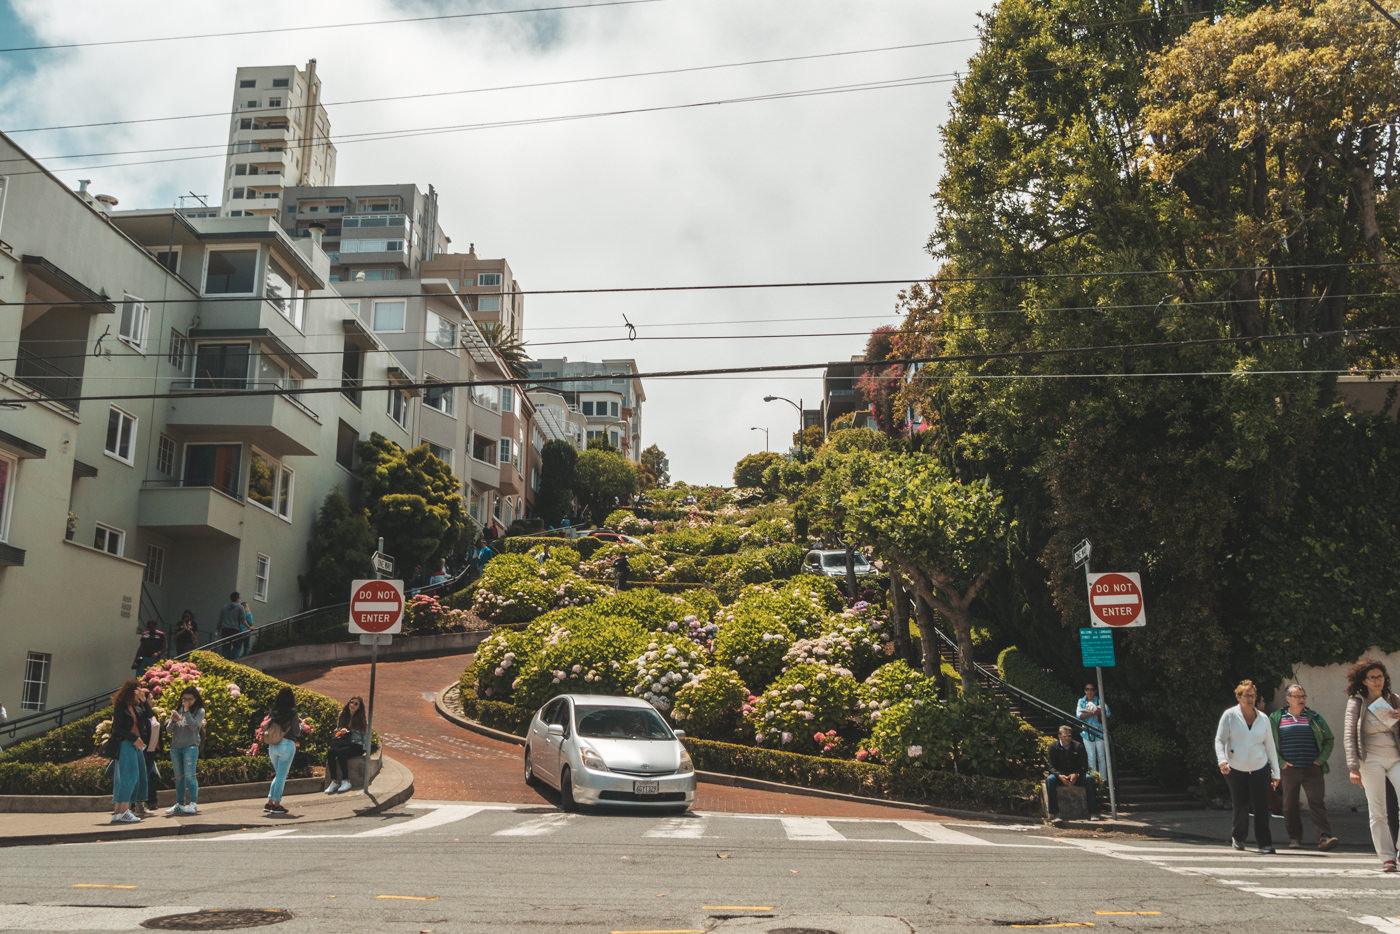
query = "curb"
(432, 684, 1039, 826)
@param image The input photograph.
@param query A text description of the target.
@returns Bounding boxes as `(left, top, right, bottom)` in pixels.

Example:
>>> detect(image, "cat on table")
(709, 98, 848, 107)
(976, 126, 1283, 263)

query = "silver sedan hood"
(584, 738, 684, 775)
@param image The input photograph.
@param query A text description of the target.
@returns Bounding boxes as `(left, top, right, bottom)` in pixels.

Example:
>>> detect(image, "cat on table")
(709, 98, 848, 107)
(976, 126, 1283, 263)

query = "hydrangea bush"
(868, 693, 1043, 779)
(469, 628, 539, 702)
(745, 663, 860, 755)
(629, 635, 708, 712)
(670, 667, 749, 740)
(471, 553, 607, 624)
(509, 612, 651, 710)
(856, 660, 940, 729)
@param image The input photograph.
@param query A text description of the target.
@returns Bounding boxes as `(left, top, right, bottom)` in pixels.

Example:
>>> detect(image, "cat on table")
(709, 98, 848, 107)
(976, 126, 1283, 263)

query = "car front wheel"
(559, 765, 577, 811)
(524, 747, 539, 787)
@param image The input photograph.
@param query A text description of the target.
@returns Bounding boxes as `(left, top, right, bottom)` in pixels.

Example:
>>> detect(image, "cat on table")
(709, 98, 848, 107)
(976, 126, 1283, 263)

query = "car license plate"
(633, 781, 659, 795)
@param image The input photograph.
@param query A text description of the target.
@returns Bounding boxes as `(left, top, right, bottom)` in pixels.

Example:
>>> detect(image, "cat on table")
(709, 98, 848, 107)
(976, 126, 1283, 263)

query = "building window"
(500, 387, 514, 414)
(247, 449, 294, 519)
(426, 310, 457, 350)
(168, 329, 189, 372)
(372, 300, 406, 332)
(477, 296, 501, 312)
(94, 523, 124, 556)
(268, 96, 283, 107)
(239, 79, 256, 88)
(0, 452, 14, 543)
(387, 389, 410, 428)
(582, 401, 594, 416)
(423, 380, 454, 416)
(154, 248, 179, 273)
(254, 553, 270, 602)
(340, 343, 363, 405)
(203, 248, 259, 294)
(183, 443, 242, 498)
(21, 652, 51, 711)
(531, 467, 540, 492)
(144, 543, 165, 585)
(471, 433, 498, 465)
(272, 77, 289, 88)
(105, 407, 137, 464)
(264, 257, 304, 328)
(118, 294, 149, 351)
(342, 214, 407, 229)
(470, 384, 499, 411)
(193, 343, 251, 389)
(425, 440, 453, 469)
(336, 420, 357, 469)
(499, 438, 511, 466)
(156, 435, 176, 476)
(611, 402, 620, 417)
(477, 273, 502, 286)
(340, 238, 405, 254)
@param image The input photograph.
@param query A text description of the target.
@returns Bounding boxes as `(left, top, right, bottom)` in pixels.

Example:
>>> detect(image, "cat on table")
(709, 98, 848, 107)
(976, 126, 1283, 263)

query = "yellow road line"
(71, 884, 137, 889)
(375, 895, 438, 901)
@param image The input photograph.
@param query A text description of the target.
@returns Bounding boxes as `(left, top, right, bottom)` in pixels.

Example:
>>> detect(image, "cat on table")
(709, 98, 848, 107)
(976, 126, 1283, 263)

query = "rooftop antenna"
(178, 192, 211, 208)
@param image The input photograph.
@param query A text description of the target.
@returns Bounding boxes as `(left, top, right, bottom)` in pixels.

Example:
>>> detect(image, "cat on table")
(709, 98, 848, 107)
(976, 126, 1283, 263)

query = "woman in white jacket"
(1343, 659, 1400, 872)
(1214, 679, 1280, 853)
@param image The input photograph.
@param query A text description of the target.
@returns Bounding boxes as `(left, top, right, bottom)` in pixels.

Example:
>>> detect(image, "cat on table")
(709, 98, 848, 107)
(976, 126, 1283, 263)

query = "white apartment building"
(525, 358, 645, 457)
(220, 61, 336, 218)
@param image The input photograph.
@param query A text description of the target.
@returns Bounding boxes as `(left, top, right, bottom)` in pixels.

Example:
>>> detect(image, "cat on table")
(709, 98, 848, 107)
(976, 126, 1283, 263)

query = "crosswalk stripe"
(353, 804, 499, 838)
(492, 812, 578, 836)
(644, 816, 707, 839)
(1352, 916, 1400, 932)
(779, 818, 845, 841)
(1245, 887, 1400, 899)
(896, 820, 999, 847)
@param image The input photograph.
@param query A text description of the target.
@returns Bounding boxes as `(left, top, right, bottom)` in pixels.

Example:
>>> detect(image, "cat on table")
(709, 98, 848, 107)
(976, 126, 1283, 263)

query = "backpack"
(261, 716, 286, 746)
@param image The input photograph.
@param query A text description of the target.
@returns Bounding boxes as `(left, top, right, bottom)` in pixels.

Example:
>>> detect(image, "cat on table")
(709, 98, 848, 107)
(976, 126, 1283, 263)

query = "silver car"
(523, 694, 696, 812)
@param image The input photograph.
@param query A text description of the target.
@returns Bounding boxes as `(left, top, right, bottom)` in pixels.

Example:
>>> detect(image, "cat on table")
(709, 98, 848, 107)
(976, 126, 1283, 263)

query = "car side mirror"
(547, 723, 565, 737)
(672, 729, 686, 739)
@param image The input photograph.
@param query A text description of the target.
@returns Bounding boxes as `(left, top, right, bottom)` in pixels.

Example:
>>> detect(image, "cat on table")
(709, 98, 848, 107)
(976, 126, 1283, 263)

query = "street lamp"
(750, 426, 769, 452)
(762, 394, 804, 438)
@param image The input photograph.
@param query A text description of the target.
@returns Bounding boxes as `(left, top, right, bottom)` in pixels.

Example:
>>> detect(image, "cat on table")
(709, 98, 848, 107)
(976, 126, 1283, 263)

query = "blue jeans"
(1046, 773, 1100, 817)
(267, 739, 295, 802)
(171, 745, 199, 805)
(112, 740, 143, 804)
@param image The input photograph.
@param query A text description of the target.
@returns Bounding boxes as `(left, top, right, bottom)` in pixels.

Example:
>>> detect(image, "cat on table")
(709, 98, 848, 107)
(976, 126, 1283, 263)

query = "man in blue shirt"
(1269, 683, 1338, 851)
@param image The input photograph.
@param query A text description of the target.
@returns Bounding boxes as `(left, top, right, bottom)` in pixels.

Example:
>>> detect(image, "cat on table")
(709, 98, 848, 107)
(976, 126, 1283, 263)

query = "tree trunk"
(888, 572, 911, 662)
(911, 597, 940, 678)
(844, 545, 858, 601)
(942, 602, 980, 697)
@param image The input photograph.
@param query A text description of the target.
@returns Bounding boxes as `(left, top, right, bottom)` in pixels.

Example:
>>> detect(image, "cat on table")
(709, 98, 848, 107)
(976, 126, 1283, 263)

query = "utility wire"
(0, 0, 666, 54)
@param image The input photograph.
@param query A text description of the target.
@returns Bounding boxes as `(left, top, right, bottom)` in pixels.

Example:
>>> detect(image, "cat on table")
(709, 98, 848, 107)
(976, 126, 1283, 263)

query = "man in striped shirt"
(1269, 683, 1339, 851)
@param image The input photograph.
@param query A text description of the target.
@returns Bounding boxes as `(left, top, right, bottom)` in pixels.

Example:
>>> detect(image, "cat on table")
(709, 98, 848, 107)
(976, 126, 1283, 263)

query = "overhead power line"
(0, 0, 666, 54)
(30, 325, 1400, 408)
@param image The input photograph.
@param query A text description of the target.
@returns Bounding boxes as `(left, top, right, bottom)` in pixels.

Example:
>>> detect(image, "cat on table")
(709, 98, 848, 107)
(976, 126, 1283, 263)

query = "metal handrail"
(0, 566, 473, 747)
(927, 625, 1103, 741)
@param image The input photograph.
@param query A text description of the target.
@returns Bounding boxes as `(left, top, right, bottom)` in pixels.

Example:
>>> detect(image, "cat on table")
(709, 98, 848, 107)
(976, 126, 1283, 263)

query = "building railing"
(14, 347, 81, 406)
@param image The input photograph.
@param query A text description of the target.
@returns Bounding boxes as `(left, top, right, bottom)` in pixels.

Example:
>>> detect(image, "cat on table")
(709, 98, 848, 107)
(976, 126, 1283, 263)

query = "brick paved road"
(281, 652, 955, 820)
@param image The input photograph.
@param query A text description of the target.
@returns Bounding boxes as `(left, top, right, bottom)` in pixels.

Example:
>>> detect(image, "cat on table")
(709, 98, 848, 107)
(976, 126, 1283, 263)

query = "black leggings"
(1225, 765, 1273, 847)
(327, 745, 363, 782)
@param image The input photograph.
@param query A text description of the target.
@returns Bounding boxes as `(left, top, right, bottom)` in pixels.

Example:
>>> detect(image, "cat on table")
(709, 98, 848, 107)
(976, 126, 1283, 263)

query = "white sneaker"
(336, 780, 352, 793)
(181, 804, 199, 815)
(112, 810, 140, 824)
(324, 781, 339, 794)
(165, 804, 183, 816)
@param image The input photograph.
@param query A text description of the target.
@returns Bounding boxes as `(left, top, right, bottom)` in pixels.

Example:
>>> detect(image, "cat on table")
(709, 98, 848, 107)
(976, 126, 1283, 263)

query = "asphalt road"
(3, 806, 1399, 933)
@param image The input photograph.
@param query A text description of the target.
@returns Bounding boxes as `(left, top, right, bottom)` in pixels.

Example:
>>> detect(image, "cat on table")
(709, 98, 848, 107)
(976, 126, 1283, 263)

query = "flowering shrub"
(813, 616, 888, 680)
(670, 667, 749, 740)
(739, 517, 796, 544)
(856, 660, 939, 728)
(712, 610, 793, 690)
(592, 589, 697, 632)
(471, 553, 607, 623)
(869, 693, 1043, 779)
(678, 587, 721, 622)
(832, 600, 894, 646)
(713, 551, 781, 603)
(629, 635, 708, 712)
(583, 544, 668, 583)
(745, 663, 860, 755)
(659, 555, 707, 584)
(510, 613, 651, 710)
(138, 658, 202, 699)
(867, 695, 951, 770)
(403, 593, 486, 633)
(469, 628, 539, 702)
(657, 613, 719, 650)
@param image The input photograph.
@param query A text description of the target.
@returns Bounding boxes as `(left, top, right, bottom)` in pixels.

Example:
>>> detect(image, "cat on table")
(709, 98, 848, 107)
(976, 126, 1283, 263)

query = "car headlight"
(579, 747, 608, 772)
(678, 748, 694, 773)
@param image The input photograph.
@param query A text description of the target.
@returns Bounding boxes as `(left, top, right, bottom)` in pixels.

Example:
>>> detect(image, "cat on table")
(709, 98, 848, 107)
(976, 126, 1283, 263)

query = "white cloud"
(3, 0, 987, 484)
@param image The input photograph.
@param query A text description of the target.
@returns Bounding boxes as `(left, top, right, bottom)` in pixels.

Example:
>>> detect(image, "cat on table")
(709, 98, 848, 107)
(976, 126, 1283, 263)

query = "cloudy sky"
(0, 0, 988, 485)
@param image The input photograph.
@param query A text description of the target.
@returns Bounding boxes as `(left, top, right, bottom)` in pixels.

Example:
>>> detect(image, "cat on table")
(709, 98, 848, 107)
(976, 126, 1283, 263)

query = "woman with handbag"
(1344, 659, 1400, 872)
(325, 696, 368, 794)
(165, 687, 205, 816)
(256, 687, 302, 814)
(108, 680, 148, 824)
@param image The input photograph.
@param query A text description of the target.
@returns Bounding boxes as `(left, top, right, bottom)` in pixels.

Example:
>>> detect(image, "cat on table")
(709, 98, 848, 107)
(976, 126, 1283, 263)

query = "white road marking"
(1352, 916, 1400, 933)
(779, 817, 846, 841)
(897, 820, 1000, 847)
(1246, 887, 1400, 900)
(352, 804, 500, 837)
(644, 815, 708, 838)
(492, 812, 578, 836)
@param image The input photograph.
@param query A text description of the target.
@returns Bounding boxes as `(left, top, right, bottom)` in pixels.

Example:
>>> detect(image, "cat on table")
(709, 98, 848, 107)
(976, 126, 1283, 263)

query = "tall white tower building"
(220, 60, 337, 217)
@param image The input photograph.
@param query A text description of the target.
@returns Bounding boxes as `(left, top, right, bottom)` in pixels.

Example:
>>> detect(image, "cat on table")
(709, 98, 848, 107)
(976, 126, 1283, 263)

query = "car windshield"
(821, 553, 844, 567)
(576, 705, 672, 740)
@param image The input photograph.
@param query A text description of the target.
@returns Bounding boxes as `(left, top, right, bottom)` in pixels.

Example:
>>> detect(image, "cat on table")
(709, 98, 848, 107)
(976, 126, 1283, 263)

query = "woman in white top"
(1343, 659, 1400, 872)
(1214, 679, 1280, 853)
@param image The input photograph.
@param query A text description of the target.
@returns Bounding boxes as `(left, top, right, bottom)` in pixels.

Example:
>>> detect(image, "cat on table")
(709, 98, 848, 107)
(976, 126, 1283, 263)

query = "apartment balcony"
(137, 483, 244, 541)
(237, 126, 292, 144)
(168, 380, 320, 456)
(498, 465, 524, 497)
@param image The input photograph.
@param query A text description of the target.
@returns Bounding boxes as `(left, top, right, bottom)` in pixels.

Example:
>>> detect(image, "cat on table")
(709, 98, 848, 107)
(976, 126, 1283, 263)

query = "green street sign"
(1079, 627, 1116, 668)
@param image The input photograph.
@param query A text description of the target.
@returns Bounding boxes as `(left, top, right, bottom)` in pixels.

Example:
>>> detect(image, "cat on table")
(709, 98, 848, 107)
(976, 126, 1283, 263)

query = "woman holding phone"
(165, 687, 205, 816)
(1344, 659, 1400, 871)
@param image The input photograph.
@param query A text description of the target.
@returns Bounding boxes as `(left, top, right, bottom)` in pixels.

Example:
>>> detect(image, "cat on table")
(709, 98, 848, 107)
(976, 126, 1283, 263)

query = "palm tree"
(478, 322, 531, 380)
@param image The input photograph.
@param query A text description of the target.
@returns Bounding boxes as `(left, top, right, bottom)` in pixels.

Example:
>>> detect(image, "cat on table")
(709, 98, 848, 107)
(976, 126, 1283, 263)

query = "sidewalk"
(1076, 800, 1382, 852)
(0, 755, 414, 848)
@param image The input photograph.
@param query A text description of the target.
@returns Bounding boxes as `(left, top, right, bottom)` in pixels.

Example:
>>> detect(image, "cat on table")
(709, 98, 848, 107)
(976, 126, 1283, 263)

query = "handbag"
(99, 735, 122, 760)
(261, 718, 286, 747)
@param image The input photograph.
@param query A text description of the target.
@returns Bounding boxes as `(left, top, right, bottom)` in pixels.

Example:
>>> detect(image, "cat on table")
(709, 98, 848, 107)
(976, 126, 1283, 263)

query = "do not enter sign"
(1087, 572, 1146, 628)
(349, 579, 405, 634)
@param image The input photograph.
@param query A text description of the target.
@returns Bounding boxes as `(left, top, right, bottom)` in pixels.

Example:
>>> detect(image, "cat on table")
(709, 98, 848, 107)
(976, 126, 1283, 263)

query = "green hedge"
(502, 535, 604, 559)
(0, 755, 294, 796)
(452, 683, 1038, 814)
(0, 709, 111, 765)
(997, 646, 1076, 712)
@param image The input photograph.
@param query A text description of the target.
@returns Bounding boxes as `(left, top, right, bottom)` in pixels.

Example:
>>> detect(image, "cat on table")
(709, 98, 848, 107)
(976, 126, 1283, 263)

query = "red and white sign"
(1087, 572, 1146, 628)
(349, 579, 404, 634)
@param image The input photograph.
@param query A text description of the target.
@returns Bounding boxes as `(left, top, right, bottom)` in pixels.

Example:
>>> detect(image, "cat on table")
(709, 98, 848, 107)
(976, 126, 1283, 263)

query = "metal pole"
(1083, 551, 1117, 820)
(363, 640, 377, 794)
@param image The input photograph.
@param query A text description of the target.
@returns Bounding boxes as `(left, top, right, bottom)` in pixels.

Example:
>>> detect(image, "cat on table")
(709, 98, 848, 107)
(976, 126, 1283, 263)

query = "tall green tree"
(573, 448, 639, 524)
(732, 451, 782, 491)
(538, 439, 578, 526)
(304, 487, 376, 607)
(355, 434, 473, 578)
(640, 444, 670, 487)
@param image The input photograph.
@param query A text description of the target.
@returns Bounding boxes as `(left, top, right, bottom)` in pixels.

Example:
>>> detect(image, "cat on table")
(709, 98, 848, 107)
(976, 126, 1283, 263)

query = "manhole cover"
(141, 909, 293, 930)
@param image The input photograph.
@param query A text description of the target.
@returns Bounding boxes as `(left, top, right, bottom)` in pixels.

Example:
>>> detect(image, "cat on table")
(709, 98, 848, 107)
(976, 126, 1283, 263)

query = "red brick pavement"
(281, 652, 955, 820)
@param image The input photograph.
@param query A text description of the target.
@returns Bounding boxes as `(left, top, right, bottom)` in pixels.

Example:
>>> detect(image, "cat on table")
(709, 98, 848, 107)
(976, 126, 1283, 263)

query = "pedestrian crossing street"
(199, 803, 1067, 848)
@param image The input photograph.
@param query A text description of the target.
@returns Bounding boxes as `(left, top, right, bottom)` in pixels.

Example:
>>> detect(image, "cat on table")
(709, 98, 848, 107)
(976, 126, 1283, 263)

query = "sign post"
(1075, 541, 1122, 819)
(349, 573, 402, 794)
